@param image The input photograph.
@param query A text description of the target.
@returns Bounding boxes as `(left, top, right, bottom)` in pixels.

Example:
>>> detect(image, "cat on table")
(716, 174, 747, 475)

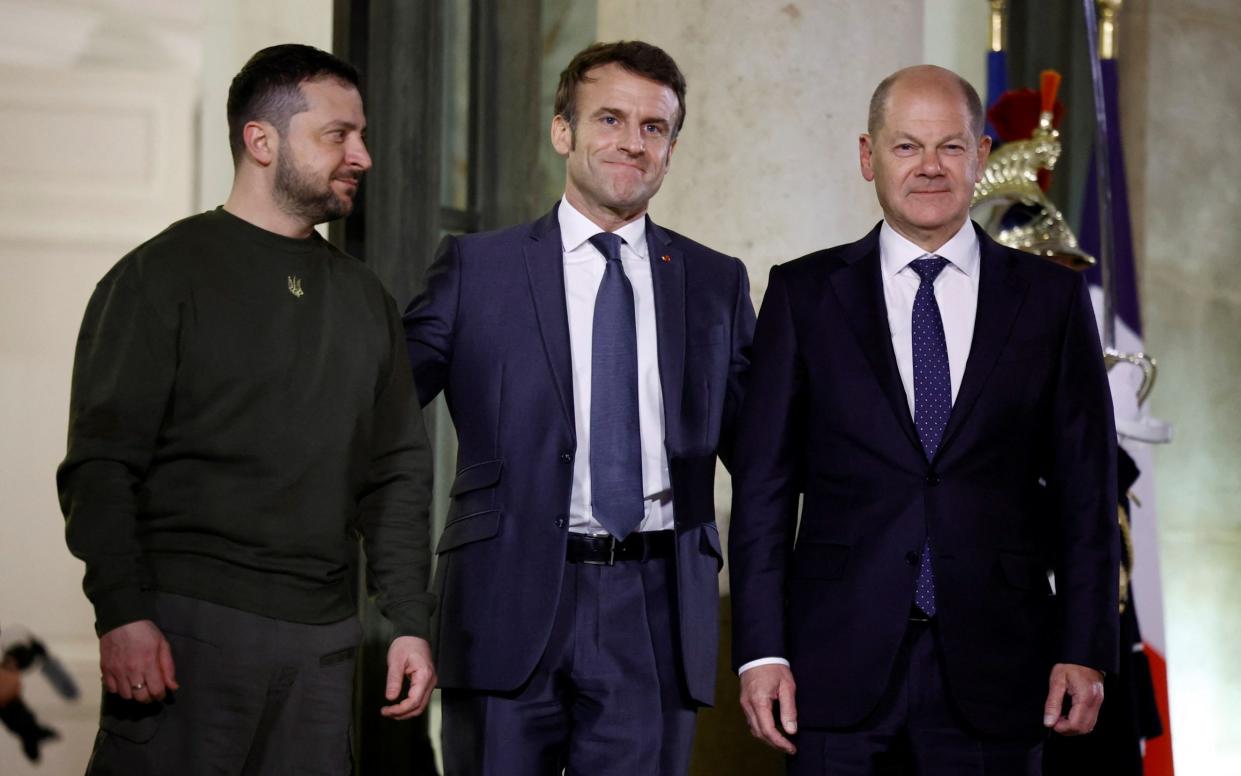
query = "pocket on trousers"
(98, 692, 165, 744)
(319, 646, 358, 667)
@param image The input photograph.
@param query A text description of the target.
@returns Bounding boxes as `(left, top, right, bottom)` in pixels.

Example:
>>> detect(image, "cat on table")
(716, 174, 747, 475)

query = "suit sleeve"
(403, 234, 462, 407)
(728, 264, 806, 668)
(358, 294, 436, 640)
(1048, 273, 1120, 672)
(717, 256, 756, 468)
(56, 262, 175, 636)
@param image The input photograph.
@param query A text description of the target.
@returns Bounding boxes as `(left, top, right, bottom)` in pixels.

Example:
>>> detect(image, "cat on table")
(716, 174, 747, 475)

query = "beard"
(273, 151, 357, 224)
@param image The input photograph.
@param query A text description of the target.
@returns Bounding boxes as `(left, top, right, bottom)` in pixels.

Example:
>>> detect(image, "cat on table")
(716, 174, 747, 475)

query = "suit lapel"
(938, 228, 1029, 455)
(646, 217, 686, 445)
(523, 205, 576, 436)
(828, 225, 921, 452)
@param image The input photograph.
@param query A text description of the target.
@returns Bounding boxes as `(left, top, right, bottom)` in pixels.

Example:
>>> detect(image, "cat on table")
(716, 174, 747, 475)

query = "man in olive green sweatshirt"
(57, 44, 435, 774)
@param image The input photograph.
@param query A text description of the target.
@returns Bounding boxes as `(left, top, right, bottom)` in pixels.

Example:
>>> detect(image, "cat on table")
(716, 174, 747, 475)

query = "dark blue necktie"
(910, 255, 951, 617)
(588, 232, 644, 539)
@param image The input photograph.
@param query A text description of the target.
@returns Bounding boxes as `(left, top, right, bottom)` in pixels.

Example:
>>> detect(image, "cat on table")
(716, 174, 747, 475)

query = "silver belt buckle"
(582, 535, 617, 566)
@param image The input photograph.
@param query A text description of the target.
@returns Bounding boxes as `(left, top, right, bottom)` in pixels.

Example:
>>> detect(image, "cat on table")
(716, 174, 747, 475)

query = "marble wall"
(1124, 0, 1241, 772)
(599, 1, 920, 300)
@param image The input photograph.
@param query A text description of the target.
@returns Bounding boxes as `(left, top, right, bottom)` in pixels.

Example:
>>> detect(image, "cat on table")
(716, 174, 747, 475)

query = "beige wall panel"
(0, 68, 195, 243)
(1126, 0, 1241, 771)
(0, 66, 195, 774)
(597, 0, 923, 300)
(0, 246, 114, 776)
(0, 239, 122, 637)
(197, 0, 334, 209)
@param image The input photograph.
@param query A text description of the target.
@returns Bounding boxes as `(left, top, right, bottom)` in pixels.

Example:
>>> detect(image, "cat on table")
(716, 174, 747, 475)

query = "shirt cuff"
(738, 657, 790, 675)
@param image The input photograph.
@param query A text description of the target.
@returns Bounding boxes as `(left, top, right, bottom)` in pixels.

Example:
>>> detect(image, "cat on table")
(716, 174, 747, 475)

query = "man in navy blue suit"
(404, 41, 754, 775)
(729, 65, 1119, 774)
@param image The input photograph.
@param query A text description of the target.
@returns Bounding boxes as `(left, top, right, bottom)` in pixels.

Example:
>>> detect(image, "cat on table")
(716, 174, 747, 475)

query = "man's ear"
(975, 134, 993, 174)
(859, 133, 876, 182)
(243, 120, 276, 167)
(550, 114, 573, 157)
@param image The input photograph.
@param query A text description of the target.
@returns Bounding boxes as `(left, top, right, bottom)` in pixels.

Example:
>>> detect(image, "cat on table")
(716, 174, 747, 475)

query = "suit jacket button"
(925, 474, 941, 486)
(554, 517, 566, 528)
(560, 452, 572, 464)
(905, 551, 919, 566)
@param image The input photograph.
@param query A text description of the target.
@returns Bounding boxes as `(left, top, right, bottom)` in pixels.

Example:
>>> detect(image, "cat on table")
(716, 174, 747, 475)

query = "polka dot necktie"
(587, 232, 644, 540)
(910, 255, 951, 617)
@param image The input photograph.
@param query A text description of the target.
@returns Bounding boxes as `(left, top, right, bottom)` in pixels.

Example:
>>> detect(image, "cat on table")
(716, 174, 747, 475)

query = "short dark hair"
(554, 40, 688, 139)
(226, 43, 360, 164)
(868, 66, 985, 138)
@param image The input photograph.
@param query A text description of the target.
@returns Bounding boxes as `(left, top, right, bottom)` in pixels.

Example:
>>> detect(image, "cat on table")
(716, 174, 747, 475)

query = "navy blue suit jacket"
(728, 223, 1119, 738)
(404, 204, 755, 705)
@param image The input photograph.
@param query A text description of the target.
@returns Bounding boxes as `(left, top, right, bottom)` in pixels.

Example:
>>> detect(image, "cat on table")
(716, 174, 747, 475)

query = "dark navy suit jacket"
(404, 204, 755, 705)
(728, 223, 1119, 738)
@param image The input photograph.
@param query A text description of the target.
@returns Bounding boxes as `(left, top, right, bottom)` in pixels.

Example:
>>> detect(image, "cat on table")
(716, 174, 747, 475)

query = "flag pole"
(985, 1, 1008, 141)
(989, 0, 1006, 54)
(1084, 0, 1118, 350)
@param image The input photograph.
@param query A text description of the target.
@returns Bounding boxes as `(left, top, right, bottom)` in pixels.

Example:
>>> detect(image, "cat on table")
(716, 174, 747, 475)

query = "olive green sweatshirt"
(57, 208, 434, 638)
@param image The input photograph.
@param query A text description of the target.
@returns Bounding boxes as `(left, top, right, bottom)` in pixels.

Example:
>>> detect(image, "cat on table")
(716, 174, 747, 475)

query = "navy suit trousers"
(788, 620, 1043, 776)
(441, 555, 696, 776)
(85, 592, 360, 776)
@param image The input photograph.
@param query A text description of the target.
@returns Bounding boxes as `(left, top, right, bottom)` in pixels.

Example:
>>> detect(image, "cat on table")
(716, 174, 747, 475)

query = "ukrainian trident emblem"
(287, 275, 304, 298)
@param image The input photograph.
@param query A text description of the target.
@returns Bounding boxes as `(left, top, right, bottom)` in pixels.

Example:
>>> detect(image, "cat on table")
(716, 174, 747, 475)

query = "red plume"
(1040, 70, 1062, 114)
(986, 71, 1066, 143)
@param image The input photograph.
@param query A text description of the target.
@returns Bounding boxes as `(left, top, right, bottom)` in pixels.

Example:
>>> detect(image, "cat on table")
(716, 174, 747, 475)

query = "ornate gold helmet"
(970, 71, 1095, 270)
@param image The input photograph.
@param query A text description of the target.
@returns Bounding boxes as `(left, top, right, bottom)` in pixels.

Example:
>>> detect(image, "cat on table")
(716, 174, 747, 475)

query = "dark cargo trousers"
(86, 592, 360, 776)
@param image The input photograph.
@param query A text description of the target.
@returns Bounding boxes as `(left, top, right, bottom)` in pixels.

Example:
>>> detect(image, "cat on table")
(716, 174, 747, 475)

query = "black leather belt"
(566, 530, 675, 565)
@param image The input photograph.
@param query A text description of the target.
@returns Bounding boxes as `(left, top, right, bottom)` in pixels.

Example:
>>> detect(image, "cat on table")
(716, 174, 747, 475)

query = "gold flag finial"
(989, 0, 1007, 53)
(1099, 0, 1123, 60)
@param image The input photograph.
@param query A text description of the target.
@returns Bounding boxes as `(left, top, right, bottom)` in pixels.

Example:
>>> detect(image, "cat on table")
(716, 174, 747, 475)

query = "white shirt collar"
(879, 218, 979, 278)
(558, 196, 649, 259)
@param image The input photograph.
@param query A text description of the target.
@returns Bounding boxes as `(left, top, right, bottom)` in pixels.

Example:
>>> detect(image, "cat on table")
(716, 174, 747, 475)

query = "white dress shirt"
(559, 198, 674, 535)
(737, 217, 981, 676)
(880, 218, 979, 412)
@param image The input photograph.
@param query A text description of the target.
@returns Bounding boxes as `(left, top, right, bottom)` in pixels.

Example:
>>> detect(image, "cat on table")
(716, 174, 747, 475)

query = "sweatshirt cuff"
(385, 595, 435, 641)
(92, 587, 154, 637)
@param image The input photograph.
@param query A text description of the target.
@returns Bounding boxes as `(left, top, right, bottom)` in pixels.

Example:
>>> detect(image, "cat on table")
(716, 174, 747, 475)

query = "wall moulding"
(0, 66, 196, 245)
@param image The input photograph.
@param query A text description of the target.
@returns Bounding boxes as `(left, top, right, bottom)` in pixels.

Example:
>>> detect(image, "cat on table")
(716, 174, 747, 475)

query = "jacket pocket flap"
(436, 510, 501, 554)
(700, 523, 723, 569)
(998, 552, 1048, 591)
(450, 459, 503, 496)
